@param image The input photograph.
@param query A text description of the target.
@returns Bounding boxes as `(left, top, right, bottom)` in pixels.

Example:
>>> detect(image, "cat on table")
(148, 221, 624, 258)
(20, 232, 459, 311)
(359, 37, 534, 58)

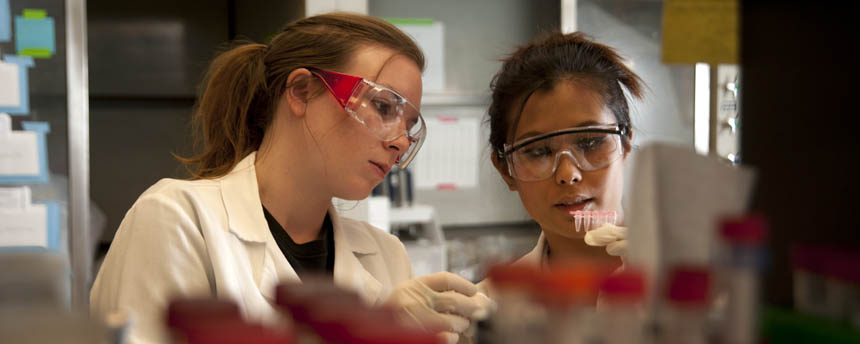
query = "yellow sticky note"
(662, 0, 738, 64)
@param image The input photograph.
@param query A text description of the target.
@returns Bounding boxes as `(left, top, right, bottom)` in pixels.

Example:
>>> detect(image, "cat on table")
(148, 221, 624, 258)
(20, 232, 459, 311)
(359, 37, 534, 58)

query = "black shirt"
(263, 207, 335, 278)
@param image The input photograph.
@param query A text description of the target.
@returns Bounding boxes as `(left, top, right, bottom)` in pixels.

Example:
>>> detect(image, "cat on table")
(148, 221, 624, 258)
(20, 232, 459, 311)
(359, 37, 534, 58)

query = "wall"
(88, 0, 303, 244)
(368, 0, 560, 226)
(578, 0, 694, 148)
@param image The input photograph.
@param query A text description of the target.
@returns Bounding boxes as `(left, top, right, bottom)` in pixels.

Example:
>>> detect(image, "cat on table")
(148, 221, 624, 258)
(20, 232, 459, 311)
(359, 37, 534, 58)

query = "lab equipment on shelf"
(390, 204, 447, 278)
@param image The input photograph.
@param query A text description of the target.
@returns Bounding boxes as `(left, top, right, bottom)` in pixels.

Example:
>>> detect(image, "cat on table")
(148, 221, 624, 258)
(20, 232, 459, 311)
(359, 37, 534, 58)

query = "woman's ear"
(285, 68, 314, 118)
(491, 153, 518, 191)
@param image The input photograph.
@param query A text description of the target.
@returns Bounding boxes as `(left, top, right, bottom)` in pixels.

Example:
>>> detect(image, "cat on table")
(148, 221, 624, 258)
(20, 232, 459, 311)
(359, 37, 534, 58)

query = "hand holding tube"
(584, 224, 629, 264)
(386, 271, 492, 344)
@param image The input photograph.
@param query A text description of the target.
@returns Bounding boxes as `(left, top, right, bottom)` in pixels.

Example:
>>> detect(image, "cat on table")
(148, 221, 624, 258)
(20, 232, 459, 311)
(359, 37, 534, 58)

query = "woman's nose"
(386, 132, 411, 153)
(555, 152, 582, 185)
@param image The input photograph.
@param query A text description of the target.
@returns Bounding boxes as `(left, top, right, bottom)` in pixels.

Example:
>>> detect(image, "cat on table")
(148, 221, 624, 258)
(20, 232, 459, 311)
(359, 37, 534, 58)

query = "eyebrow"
(371, 55, 403, 94)
(513, 120, 606, 142)
(374, 81, 417, 105)
(376, 82, 398, 92)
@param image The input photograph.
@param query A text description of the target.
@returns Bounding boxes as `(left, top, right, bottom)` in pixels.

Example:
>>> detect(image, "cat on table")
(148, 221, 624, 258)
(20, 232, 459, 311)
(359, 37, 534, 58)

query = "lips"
(369, 161, 391, 177)
(554, 196, 593, 212)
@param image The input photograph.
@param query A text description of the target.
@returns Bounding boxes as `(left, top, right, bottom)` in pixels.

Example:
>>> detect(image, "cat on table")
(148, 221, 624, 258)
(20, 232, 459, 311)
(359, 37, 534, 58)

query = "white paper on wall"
(0, 203, 48, 247)
(0, 185, 30, 209)
(395, 21, 445, 92)
(0, 113, 39, 176)
(412, 116, 479, 190)
(332, 196, 391, 233)
(0, 60, 20, 107)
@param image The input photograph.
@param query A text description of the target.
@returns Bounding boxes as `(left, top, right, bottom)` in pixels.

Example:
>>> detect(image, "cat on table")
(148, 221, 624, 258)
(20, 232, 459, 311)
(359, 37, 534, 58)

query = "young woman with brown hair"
(91, 13, 485, 344)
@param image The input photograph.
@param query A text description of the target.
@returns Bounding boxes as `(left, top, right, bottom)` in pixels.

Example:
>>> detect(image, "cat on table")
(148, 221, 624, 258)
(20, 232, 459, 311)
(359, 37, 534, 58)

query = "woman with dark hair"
(91, 12, 486, 344)
(487, 31, 644, 269)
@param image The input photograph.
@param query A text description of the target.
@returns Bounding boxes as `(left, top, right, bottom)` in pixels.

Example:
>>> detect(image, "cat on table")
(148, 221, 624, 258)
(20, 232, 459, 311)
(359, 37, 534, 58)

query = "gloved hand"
(386, 271, 492, 344)
(584, 224, 628, 266)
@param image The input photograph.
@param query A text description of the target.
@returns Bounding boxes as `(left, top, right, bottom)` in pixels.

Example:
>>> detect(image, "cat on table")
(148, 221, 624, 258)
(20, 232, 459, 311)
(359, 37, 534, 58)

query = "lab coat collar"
(220, 152, 380, 255)
(328, 207, 378, 255)
(258, 212, 384, 305)
(221, 152, 270, 243)
(481, 233, 548, 301)
(515, 232, 549, 268)
(331, 206, 383, 304)
(223, 152, 383, 303)
(257, 204, 384, 305)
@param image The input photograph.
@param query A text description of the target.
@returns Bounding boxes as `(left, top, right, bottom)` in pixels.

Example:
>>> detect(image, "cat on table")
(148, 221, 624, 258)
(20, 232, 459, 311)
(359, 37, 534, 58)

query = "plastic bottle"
(274, 280, 363, 343)
(661, 266, 711, 344)
(485, 264, 544, 344)
(304, 295, 385, 344)
(716, 215, 767, 344)
(597, 268, 647, 344)
(540, 262, 605, 344)
(275, 279, 437, 344)
(182, 320, 294, 344)
(165, 298, 243, 344)
(347, 309, 438, 344)
(793, 245, 860, 329)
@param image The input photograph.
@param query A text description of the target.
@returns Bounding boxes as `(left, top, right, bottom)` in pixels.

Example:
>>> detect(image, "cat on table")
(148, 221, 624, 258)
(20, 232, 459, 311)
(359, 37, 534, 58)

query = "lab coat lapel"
(219, 152, 299, 302)
(258, 244, 299, 303)
(329, 207, 384, 305)
(220, 153, 270, 243)
(515, 232, 549, 267)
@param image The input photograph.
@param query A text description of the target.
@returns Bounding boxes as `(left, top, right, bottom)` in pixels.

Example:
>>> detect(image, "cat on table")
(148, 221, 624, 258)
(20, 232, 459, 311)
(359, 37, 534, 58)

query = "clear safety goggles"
(500, 124, 628, 182)
(308, 67, 426, 168)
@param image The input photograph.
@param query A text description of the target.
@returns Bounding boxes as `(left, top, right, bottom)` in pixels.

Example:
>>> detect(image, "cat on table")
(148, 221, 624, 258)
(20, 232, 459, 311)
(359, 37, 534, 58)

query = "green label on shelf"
(19, 48, 51, 58)
(22, 9, 46, 19)
(385, 17, 434, 26)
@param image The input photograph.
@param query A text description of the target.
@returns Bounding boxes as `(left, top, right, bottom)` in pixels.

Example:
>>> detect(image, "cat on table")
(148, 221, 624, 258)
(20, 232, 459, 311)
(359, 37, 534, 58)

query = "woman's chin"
(337, 191, 372, 202)
(335, 183, 375, 201)
(545, 222, 587, 240)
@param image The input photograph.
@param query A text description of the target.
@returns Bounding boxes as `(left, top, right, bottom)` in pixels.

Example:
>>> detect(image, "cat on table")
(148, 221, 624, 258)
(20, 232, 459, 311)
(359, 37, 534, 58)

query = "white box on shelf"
(333, 196, 391, 233)
(390, 204, 447, 277)
(392, 19, 445, 92)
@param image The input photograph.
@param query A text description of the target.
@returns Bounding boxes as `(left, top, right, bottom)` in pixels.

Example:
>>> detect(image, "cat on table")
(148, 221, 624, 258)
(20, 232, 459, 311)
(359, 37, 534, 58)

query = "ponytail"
(177, 43, 271, 179)
(178, 13, 424, 179)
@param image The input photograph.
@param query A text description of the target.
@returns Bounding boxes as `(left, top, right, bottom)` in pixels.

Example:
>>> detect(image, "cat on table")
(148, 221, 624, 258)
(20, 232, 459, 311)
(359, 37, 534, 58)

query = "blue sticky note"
(14, 12, 54, 58)
(0, 121, 50, 184)
(0, 54, 34, 115)
(1, 0, 10, 42)
(44, 201, 61, 251)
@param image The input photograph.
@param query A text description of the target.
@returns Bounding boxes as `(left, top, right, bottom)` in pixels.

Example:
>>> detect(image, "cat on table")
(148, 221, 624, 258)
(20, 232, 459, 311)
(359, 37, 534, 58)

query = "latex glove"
(584, 224, 628, 263)
(386, 272, 492, 344)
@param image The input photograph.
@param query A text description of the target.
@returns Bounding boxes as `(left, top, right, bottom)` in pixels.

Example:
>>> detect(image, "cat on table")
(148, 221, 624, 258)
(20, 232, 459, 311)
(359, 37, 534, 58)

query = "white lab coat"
(476, 233, 547, 299)
(514, 232, 548, 267)
(478, 232, 623, 311)
(90, 153, 414, 344)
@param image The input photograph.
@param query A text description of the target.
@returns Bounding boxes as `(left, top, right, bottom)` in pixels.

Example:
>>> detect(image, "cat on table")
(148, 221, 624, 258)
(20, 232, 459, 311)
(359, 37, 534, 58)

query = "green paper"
(385, 18, 434, 26)
(22, 8, 45, 19)
(19, 48, 50, 58)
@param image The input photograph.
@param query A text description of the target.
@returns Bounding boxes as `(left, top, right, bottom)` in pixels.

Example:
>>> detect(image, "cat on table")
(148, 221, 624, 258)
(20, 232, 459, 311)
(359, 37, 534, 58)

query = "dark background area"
(741, 2, 860, 306)
(87, 0, 303, 246)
